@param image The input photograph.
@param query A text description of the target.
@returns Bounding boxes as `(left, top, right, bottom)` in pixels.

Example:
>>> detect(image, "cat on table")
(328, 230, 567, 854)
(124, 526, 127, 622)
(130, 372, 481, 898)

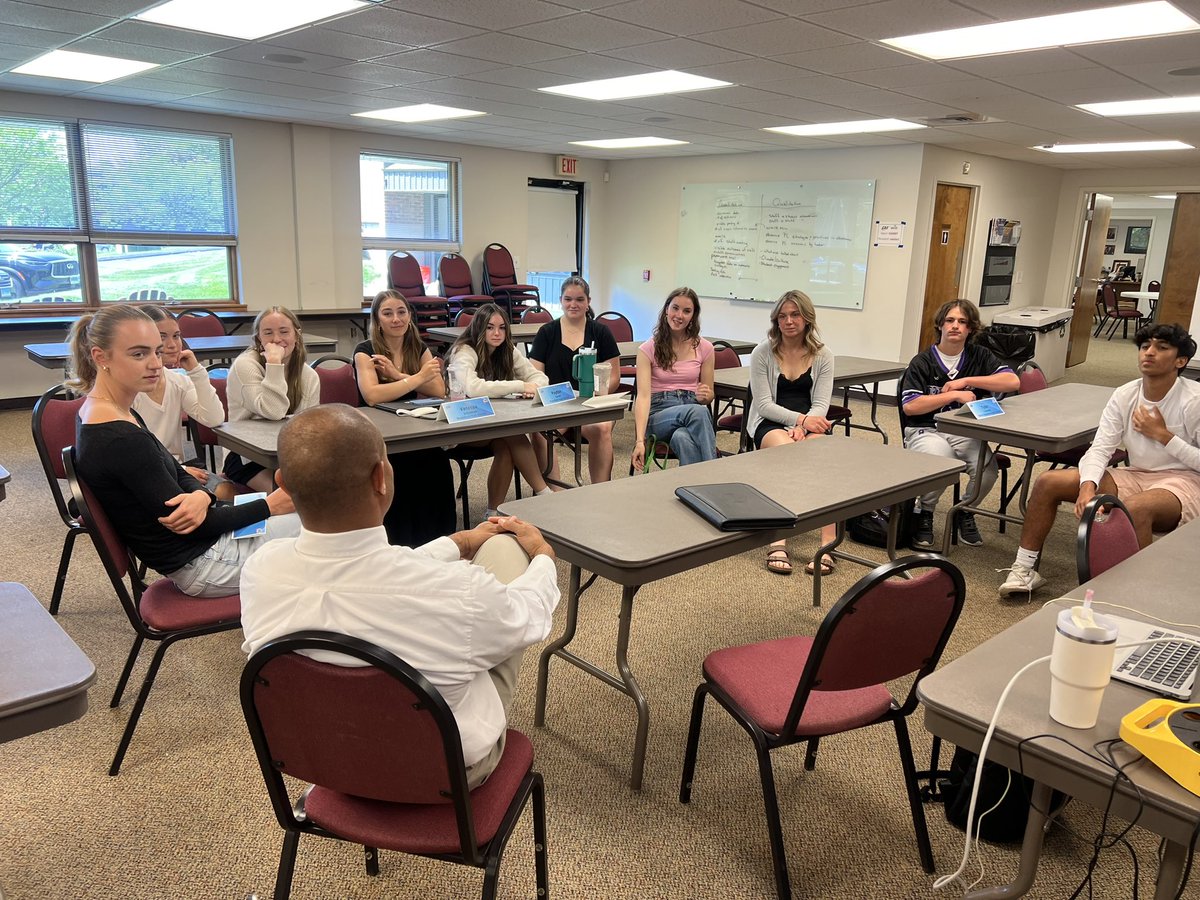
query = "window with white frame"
(0, 114, 237, 307)
(359, 151, 460, 297)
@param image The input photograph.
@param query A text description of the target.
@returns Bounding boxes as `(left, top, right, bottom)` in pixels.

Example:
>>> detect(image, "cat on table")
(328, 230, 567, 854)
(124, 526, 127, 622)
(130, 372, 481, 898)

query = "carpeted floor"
(0, 335, 1162, 899)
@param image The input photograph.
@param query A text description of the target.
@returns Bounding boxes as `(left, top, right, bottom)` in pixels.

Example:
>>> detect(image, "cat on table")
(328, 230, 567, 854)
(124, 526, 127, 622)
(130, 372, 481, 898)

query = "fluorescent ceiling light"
(354, 104, 486, 123)
(1079, 95, 1200, 116)
(1034, 140, 1194, 152)
(764, 118, 925, 136)
(569, 137, 689, 149)
(11, 49, 159, 82)
(540, 70, 731, 101)
(1152, 193, 1178, 199)
(882, 1, 1199, 60)
(135, 0, 368, 40)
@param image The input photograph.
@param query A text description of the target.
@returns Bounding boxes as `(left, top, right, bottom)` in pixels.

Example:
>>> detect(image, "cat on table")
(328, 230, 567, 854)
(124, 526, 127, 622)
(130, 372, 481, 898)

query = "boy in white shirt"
(1000, 323, 1200, 596)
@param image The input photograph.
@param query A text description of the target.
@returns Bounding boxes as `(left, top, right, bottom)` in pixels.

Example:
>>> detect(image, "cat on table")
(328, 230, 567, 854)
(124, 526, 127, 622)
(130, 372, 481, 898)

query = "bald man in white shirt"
(240, 403, 560, 787)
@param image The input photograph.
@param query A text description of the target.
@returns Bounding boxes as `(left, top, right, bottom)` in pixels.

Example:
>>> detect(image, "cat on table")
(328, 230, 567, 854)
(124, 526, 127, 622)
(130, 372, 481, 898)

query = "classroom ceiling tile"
(803, 0, 991, 40)
(529, 53, 656, 78)
(689, 57, 810, 86)
(770, 42, 911, 75)
(595, 0, 784, 35)
(58, 38, 195, 67)
(266, 28, 408, 62)
(86, 21, 242, 54)
(0, 1, 113, 34)
(28, 0, 152, 14)
(213, 43, 359, 71)
(432, 32, 577, 65)
(693, 18, 856, 57)
(324, 6, 484, 46)
(380, 0, 574, 28)
(506, 13, 667, 52)
(317, 61, 442, 85)
(603, 37, 751, 67)
(370, 49, 506, 76)
(78, 84, 210, 103)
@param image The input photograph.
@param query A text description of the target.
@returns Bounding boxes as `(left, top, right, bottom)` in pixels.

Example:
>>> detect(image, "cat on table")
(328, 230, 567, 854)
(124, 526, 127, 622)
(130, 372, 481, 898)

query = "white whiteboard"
(678, 179, 876, 309)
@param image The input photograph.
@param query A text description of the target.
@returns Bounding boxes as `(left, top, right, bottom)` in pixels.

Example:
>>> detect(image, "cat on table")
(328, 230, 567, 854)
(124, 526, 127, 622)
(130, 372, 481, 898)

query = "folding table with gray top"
(918, 517, 1200, 899)
(616, 337, 756, 365)
(500, 438, 964, 789)
(23, 332, 339, 369)
(932, 383, 1115, 553)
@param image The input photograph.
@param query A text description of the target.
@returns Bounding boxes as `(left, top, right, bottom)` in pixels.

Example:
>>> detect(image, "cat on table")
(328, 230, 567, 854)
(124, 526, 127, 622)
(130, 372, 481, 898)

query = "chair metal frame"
(1077, 492, 1139, 583)
(31, 385, 87, 616)
(63, 446, 242, 775)
(679, 555, 966, 900)
(240, 630, 549, 900)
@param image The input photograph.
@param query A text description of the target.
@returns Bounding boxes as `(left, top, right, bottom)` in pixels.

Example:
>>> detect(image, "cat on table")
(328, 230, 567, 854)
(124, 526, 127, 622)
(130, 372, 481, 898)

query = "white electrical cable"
(1042, 596, 1200, 632)
(966, 766, 1012, 892)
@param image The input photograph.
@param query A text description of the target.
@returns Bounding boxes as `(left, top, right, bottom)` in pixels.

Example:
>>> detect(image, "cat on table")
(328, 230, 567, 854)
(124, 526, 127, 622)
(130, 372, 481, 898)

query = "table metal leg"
(963, 780, 1053, 899)
(534, 566, 650, 789)
(1154, 840, 1188, 900)
(812, 522, 847, 607)
(941, 440, 992, 555)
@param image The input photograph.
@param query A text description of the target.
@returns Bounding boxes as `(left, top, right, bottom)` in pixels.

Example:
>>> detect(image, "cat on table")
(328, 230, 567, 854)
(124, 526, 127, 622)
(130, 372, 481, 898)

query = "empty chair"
(1097, 282, 1140, 340)
(63, 447, 242, 776)
(30, 386, 87, 616)
(455, 309, 475, 328)
(679, 555, 966, 900)
(176, 308, 225, 338)
(310, 355, 360, 407)
(387, 252, 450, 341)
(481, 243, 539, 315)
(241, 630, 549, 900)
(189, 374, 230, 472)
(710, 340, 749, 454)
(520, 306, 553, 324)
(438, 252, 493, 317)
(1077, 493, 1140, 582)
(596, 311, 636, 391)
(1148, 280, 1162, 292)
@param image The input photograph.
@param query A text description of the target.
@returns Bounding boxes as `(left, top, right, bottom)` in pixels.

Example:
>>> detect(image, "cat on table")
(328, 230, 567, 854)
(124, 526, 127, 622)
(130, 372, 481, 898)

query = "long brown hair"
(368, 289, 425, 376)
(247, 305, 307, 414)
(651, 287, 701, 371)
(767, 290, 824, 358)
(451, 303, 515, 381)
(64, 305, 155, 394)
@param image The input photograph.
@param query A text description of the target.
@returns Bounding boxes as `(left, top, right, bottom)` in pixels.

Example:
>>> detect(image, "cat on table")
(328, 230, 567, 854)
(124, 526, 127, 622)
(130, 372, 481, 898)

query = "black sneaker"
(957, 511, 984, 546)
(910, 510, 935, 550)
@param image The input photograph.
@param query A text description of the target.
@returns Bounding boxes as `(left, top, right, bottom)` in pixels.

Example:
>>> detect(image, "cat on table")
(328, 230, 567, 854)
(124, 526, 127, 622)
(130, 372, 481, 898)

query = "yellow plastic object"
(1119, 700, 1200, 797)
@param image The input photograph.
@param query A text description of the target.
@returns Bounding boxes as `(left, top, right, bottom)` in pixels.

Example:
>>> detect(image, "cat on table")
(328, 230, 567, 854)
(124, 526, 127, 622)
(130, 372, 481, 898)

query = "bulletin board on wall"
(677, 179, 877, 309)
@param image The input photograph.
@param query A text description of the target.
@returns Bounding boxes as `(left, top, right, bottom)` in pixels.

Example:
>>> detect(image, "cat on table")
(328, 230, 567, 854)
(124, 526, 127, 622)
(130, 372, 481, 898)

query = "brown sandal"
(805, 555, 836, 577)
(765, 548, 793, 575)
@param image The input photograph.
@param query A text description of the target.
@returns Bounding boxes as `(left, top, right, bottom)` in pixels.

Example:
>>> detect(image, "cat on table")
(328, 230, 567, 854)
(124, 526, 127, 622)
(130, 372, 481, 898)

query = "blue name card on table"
(534, 382, 576, 407)
(438, 396, 496, 423)
(967, 397, 1004, 419)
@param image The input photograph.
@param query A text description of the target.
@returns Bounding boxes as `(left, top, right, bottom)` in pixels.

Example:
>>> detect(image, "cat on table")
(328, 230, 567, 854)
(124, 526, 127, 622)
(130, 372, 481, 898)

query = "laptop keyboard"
(1117, 629, 1200, 691)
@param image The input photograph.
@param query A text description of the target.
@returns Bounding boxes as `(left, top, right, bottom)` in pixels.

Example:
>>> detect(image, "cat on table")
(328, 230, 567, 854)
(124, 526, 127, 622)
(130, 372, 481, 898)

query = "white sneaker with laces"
(998, 563, 1046, 598)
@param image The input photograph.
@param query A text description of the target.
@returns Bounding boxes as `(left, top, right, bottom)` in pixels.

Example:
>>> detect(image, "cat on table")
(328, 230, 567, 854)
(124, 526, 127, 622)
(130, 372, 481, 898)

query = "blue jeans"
(648, 391, 717, 466)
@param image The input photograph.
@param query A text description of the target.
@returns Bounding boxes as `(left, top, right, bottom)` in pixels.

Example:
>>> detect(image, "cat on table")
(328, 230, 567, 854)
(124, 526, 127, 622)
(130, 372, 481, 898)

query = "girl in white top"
(223, 305, 320, 494)
(448, 303, 553, 511)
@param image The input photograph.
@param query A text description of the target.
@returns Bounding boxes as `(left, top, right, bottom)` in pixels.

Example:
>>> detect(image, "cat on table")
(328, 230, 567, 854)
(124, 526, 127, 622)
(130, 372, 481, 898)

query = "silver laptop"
(1108, 615, 1200, 700)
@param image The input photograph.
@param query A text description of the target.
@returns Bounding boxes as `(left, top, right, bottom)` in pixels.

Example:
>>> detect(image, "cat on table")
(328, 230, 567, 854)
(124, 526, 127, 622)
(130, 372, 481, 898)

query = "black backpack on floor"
(846, 499, 915, 549)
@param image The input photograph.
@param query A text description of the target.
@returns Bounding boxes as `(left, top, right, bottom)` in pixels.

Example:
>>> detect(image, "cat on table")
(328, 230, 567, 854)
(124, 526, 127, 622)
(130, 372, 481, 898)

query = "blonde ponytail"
(63, 305, 155, 394)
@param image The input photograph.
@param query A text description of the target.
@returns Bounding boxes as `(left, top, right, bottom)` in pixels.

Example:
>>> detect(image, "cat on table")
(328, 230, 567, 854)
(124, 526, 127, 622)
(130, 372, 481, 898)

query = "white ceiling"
(3, 0, 1200, 169)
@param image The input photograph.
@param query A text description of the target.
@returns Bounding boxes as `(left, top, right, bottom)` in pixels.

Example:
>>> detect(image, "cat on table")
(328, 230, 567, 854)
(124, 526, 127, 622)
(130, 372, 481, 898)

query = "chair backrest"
(1077, 493, 1140, 583)
(454, 310, 474, 328)
(32, 385, 85, 523)
(1017, 360, 1048, 394)
(482, 243, 519, 289)
(62, 447, 136, 585)
(1101, 282, 1119, 313)
(438, 252, 476, 297)
(388, 251, 428, 298)
(710, 339, 741, 370)
(1148, 280, 1162, 292)
(241, 630, 483, 859)
(191, 377, 229, 450)
(177, 308, 225, 338)
(595, 310, 634, 342)
(521, 307, 552, 324)
(784, 555, 966, 733)
(309, 356, 360, 407)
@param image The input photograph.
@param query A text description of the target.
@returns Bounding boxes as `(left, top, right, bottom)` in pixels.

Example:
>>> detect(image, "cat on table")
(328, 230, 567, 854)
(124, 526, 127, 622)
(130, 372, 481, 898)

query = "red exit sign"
(556, 155, 578, 176)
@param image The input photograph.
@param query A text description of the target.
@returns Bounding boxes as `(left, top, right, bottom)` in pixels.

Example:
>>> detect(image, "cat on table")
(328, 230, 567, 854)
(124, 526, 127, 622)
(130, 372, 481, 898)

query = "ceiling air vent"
(918, 112, 1002, 126)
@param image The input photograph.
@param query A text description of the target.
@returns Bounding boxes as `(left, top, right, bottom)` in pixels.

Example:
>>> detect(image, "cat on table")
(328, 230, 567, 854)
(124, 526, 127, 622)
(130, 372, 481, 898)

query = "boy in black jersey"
(900, 300, 1019, 549)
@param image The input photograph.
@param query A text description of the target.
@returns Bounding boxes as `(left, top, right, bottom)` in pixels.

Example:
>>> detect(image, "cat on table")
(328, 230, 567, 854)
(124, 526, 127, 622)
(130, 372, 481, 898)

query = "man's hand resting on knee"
(1074, 481, 1098, 520)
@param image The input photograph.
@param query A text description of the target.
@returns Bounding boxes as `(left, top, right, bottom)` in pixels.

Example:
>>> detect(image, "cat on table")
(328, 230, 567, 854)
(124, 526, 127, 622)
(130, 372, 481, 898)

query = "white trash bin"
(992, 306, 1074, 384)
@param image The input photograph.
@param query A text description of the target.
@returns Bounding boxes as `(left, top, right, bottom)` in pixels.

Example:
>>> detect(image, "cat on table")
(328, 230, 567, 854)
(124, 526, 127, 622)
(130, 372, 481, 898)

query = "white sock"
(1016, 547, 1039, 569)
(536, 486, 553, 496)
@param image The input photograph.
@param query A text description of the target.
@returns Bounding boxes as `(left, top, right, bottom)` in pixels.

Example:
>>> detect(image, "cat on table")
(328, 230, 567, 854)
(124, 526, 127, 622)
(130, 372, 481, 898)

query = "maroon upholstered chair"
(595, 311, 637, 392)
(520, 306, 552, 324)
(438, 253, 493, 318)
(31, 386, 87, 616)
(240, 630, 549, 900)
(387, 252, 449, 340)
(680, 555, 966, 900)
(710, 340, 749, 454)
(481, 243, 539, 316)
(63, 447, 242, 775)
(189, 375, 230, 472)
(1077, 493, 1140, 582)
(310, 355, 360, 407)
(1097, 282, 1141, 340)
(176, 308, 225, 338)
(454, 309, 475, 328)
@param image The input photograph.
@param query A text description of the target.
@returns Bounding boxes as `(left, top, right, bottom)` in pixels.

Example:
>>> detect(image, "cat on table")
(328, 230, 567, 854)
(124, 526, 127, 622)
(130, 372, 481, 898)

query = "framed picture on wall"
(1125, 226, 1151, 253)
(1104, 244, 1116, 255)
(1112, 259, 1131, 273)
(1106, 227, 1116, 240)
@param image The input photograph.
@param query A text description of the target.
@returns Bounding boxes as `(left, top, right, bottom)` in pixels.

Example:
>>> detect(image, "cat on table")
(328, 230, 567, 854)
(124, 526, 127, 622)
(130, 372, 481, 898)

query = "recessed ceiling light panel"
(353, 104, 486, 123)
(1034, 140, 1194, 152)
(882, 1, 1199, 60)
(12, 49, 159, 82)
(1078, 95, 1200, 116)
(764, 118, 925, 136)
(135, 0, 369, 40)
(541, 70, 731, 101)
(569, 137, 689, 148)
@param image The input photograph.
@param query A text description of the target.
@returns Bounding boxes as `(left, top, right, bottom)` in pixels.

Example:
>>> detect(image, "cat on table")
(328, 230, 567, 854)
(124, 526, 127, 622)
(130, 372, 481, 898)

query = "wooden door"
(920, 185, 973, 348)
(1066, 193, 1112, 367)
(1159, 192, 1200, 329)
